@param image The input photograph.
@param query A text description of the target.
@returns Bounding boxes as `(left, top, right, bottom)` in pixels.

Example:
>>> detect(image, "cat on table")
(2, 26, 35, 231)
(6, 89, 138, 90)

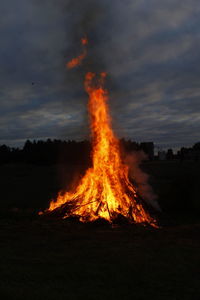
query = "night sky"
(1, 0, 200, 150)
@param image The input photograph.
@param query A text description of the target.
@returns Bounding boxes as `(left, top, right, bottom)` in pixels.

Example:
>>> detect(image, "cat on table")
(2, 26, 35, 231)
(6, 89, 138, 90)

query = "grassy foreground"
(0, 217, 199, 300)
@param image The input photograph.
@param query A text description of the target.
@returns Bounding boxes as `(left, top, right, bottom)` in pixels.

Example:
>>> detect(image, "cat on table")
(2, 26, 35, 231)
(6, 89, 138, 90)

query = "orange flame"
(81, 37, 88, 45)
(66, 37, 88, 69)
(46, 70, 157, 227)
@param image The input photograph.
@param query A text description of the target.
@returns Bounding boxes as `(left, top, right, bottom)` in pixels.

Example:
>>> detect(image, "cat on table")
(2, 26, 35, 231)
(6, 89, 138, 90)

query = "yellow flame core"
(48, 72, 157, 227)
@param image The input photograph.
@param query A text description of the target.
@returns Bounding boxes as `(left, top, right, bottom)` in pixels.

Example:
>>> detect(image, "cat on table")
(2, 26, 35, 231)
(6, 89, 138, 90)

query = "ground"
(0, 218, 199, 300)
(0, 161, 199, 299)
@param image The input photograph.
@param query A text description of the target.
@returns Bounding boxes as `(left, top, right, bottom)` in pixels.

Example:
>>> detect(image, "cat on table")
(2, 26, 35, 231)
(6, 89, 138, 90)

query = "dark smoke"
(66, 0, 107, 69)
(61, 0, 115, 92)
(31, 0, 115, 93)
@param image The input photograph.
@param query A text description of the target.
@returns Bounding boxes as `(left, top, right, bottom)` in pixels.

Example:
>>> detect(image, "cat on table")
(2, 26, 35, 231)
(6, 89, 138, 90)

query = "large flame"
(46, 69, 157, 227)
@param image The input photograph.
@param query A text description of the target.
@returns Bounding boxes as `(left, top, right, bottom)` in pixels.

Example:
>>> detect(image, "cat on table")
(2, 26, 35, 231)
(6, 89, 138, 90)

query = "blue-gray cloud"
(0, 0, 200, 150)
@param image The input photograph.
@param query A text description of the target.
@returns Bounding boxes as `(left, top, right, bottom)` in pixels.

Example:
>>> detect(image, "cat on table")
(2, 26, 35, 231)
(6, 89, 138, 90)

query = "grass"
(0, 219, 199, 299)
(0, 161, 199, 299)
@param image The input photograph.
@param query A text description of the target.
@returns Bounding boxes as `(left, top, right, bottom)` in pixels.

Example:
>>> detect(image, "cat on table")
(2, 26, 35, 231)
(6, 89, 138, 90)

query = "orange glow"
(66, 52, 86, 69)
(66, 37, 88, 69)
(46, 71, 157, 227)
(81, 37, 88, 45)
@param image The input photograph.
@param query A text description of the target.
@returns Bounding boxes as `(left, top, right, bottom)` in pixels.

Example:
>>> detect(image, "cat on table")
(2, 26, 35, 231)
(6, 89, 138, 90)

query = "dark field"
(0, 161, 200, 299)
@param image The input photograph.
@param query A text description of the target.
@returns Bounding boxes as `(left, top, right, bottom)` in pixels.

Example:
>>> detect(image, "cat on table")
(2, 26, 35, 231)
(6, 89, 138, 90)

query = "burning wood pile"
(40, 38, 158, 228)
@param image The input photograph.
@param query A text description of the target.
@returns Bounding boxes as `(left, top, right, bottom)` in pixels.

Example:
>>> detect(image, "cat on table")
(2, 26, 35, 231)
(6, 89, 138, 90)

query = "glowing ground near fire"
(41, 39, 158, 227)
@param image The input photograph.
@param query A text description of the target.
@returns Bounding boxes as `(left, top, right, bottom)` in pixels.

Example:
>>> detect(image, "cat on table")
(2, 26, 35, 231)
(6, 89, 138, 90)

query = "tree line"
(0, 138, 141, 165)
(1, 139, 199, 164)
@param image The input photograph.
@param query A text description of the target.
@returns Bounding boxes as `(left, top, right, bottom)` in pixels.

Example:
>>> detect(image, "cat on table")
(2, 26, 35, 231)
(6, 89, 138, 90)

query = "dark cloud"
(0, 0, 200, 150)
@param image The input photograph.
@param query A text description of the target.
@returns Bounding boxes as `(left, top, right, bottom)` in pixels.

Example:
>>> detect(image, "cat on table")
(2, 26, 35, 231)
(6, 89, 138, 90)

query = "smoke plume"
(125, 151, 161, 211)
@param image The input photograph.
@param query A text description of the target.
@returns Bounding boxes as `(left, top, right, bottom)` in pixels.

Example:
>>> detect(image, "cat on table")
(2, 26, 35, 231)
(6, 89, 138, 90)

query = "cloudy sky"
(0, 0, 200, 150)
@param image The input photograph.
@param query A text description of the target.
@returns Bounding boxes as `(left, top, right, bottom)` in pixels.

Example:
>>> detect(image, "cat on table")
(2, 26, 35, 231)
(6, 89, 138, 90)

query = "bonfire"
(41, 38, 158, 227)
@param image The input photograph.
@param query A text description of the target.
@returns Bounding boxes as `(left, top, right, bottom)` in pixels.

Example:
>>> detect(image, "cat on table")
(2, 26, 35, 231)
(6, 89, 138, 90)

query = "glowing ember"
(66, 37, 88, 69)
(42, 38, 158, 227)
(81, 37, 88, 45)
